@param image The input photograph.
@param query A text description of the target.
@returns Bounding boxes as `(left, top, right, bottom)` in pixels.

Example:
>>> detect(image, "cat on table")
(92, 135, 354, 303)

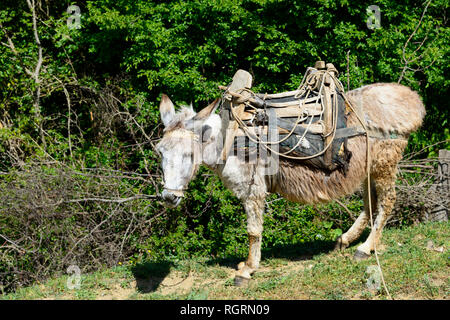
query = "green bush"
(0, 0, 448, 293)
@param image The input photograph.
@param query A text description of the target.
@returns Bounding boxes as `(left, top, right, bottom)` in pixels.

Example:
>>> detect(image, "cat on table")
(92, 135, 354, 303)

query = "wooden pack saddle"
(219, 61, 360, 173)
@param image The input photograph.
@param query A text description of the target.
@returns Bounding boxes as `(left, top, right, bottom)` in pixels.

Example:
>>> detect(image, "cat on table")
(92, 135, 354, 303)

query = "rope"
(337, 78, 393, 299)
(226, 69, 339, 161)
(366, 134, 393, 299)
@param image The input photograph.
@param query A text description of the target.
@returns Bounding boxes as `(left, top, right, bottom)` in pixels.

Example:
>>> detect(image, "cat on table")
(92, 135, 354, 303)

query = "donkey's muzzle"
(161, 189, 183, 208)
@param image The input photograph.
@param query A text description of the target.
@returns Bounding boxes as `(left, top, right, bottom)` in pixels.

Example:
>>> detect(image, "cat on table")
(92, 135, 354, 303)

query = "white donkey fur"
(156, 83, 425, 285)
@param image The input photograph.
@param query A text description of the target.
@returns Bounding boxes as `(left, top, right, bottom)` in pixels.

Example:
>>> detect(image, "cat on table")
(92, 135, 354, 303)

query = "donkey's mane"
(164, 106, 196, 132)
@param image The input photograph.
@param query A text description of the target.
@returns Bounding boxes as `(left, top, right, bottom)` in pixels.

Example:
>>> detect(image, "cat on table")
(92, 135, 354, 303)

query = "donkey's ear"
(160, 94, 175, 127)
(192, 98, 220, 121)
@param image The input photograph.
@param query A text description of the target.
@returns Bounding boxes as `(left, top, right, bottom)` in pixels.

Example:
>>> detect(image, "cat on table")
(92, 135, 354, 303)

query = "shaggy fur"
(157, 83, 425, 284)
(347, 83, 425, 135)
(270, 83, 423, 204)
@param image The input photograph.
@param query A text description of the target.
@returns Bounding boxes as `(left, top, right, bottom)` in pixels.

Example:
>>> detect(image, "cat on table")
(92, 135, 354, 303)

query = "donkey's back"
(347, 83, 425, 136)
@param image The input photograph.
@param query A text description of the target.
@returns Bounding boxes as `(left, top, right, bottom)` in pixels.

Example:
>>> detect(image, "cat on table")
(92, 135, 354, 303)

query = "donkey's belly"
(271, 150, 366, 204)
(272, 169, 359, 204)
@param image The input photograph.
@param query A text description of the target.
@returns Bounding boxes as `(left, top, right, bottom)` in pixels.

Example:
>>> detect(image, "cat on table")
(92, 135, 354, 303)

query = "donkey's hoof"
(354, 249, 371, 261)
(234, 276, 250, 287)
(334, 236, 349, 251)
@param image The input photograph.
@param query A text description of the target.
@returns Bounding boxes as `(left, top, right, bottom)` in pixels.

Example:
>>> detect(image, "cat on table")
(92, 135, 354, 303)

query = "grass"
(1, 221, 448, 300)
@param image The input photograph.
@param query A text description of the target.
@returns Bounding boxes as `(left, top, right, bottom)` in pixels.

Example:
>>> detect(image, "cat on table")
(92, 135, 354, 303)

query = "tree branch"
(398, 0, 432, 83)
(26, 0, 46, 149)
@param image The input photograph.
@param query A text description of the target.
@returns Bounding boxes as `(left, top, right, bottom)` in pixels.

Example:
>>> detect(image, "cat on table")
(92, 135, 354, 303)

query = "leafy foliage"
(0, 0, 448, 293)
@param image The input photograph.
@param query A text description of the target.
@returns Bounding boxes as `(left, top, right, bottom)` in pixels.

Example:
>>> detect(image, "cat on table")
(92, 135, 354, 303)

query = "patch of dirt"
(96, 281, 135, 300)
(284, 260, 310, 274)
(414, 234, 425, 241)
(158, 271, 195, 295)
(88, 271, 198, 299)
(395, 293, 425, 300)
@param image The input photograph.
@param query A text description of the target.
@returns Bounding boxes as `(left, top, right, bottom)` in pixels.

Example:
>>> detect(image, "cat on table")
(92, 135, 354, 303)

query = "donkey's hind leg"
(354, 181, 396, 260)
(354, 140, 405, 260)
(335, 211, 368, 251)
(335, 179, 376, 251)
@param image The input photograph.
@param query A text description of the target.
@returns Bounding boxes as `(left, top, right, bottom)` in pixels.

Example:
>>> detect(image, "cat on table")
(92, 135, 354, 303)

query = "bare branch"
(26, 0, 46, 148)
(398, 0, 433, 83)
(66, 194, 157, 203)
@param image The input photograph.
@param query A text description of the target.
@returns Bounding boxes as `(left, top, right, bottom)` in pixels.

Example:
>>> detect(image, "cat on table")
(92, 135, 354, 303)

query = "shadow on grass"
(130, 237, 364, 293)
(130, 260, 173, 293)
(205, 239, 337, 269)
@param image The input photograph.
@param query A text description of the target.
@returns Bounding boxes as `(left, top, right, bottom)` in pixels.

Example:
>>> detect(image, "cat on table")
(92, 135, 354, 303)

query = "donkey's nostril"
(161, 189, 180, 207)
(162, 190, 174, 200)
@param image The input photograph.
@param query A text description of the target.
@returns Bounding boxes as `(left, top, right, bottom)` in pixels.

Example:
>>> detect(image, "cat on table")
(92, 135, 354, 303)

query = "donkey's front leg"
(235, 195, 265, 286)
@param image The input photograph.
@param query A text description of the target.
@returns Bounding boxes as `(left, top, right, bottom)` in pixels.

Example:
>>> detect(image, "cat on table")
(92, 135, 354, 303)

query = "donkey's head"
(156, 94, 220, 208)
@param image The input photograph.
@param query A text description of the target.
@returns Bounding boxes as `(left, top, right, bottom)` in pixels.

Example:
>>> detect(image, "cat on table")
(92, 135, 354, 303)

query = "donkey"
(156, 83, 425, 285)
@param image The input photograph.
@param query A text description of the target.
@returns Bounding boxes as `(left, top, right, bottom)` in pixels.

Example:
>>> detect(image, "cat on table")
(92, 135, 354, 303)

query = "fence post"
(425, 149, 449, 222)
